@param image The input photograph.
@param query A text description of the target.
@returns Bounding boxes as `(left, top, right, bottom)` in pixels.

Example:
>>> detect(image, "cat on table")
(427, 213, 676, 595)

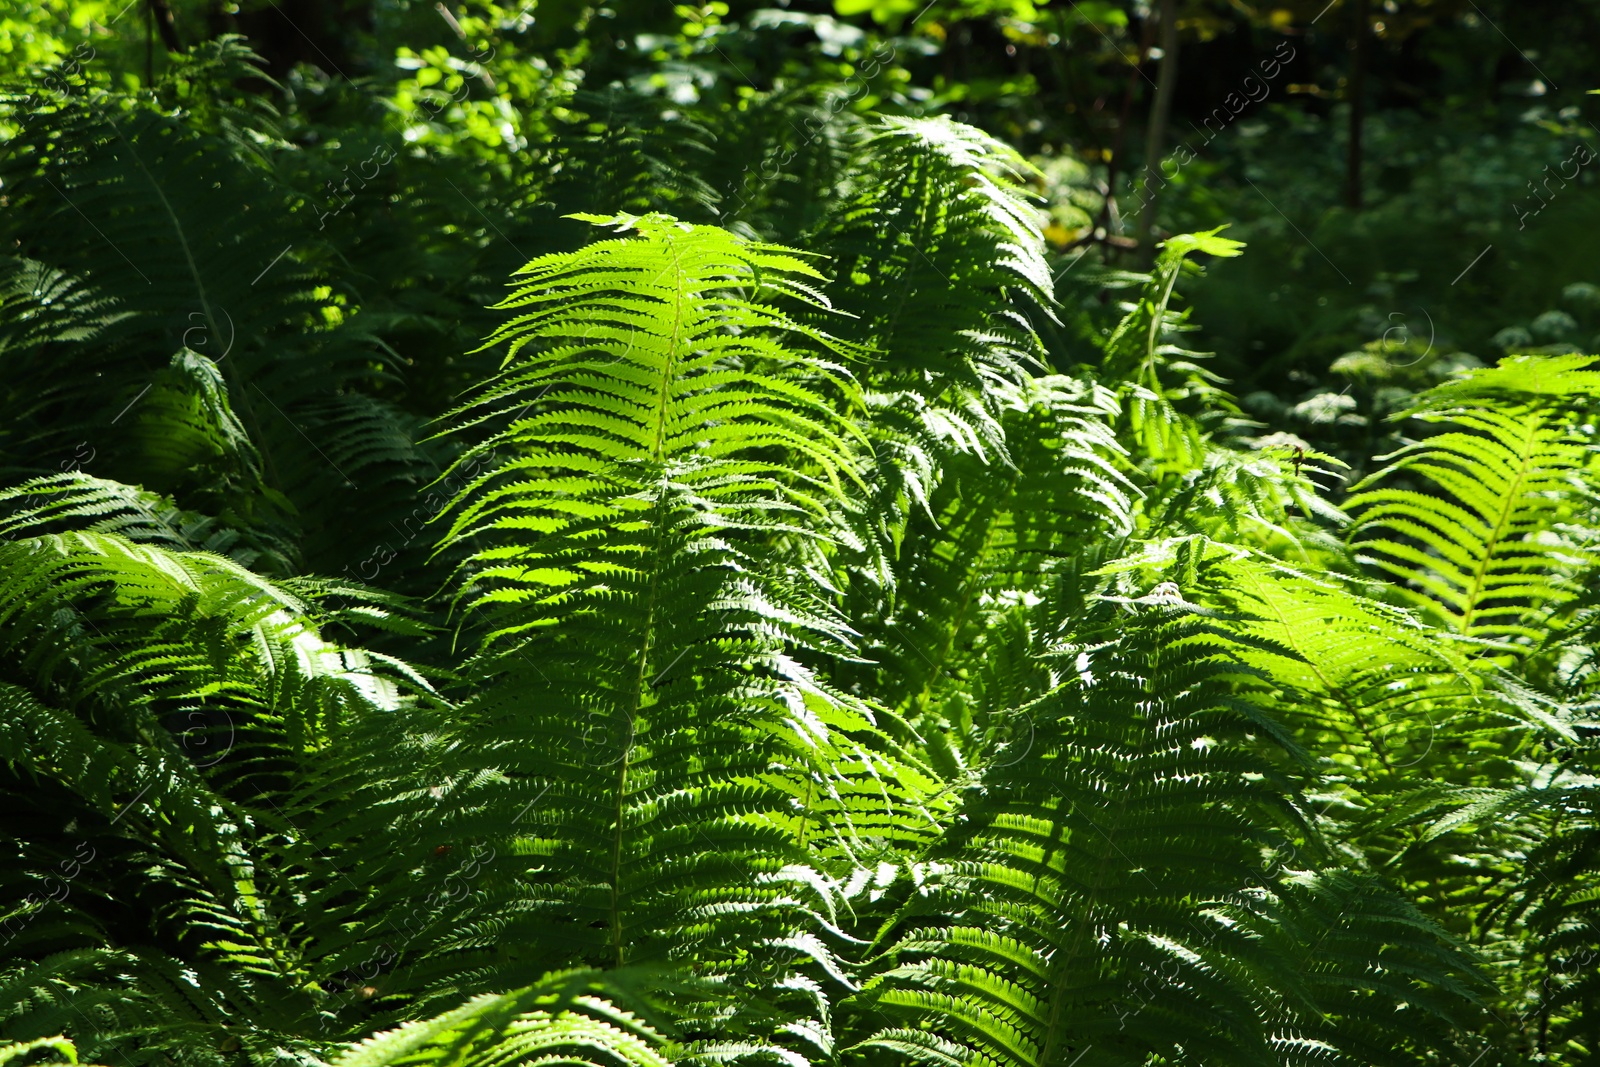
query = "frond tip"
(437, 210, 866, 644)
(328, 970, 671, 1067)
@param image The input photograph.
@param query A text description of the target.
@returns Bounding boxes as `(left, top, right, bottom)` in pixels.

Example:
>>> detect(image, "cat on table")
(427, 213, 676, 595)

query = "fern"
(837, 374, 1135, 768)
(1094, 228, 1246, 480)
(326, 970, 671, 1067)
(0, 33, 1581, 1064)
(0, 527, 443, 1062)
(545, 90, 722, 226)
(849, 606, 1482, 1067)
(1162, 542, 1491, 782)
(0, 68, 449, 589)
(0, 1037, 89, 1067)
(816, 116, 1056, 561)
(429, 211, 931, 1059)
(1347, 354, 1600, 655)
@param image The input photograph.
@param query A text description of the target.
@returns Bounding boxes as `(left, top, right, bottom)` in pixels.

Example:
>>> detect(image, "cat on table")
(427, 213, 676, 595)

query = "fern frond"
(0, 78, 448, 582)
(1186, 545, 1489, 779)
(849, 604, 1484, 1067)
(0, 256, 132, 476)
(0, 530, 445, 1058)
(851, 611, 1306, 1067)
(546, 89, 721, 225)
(1347, 354, 1600, 653)
(816, 116, 1055, 549)
(329, 970, 671, 1067)
(1093, 228, 1245, 480)
(430, 212, 921, 1059)
(838, 375, 1134, 746)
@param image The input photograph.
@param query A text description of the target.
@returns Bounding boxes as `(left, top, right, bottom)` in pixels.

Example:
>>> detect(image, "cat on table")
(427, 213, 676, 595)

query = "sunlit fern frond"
(327, 970, 672, 1067)
(1093, 229, 1246, 481)
(0, 1036, 92, 1067)
(0, 473, 196, 548)
(431, 211, 930, 1059)
(1105, 538, 1549, 908)
(1162, 542, 1492, 781)
(1346, 354, 1600, 656)
(0, 530, 442, 1062)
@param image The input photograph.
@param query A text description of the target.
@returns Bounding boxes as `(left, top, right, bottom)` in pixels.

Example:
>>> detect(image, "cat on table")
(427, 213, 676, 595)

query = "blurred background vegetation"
(4, 0, 1595, 483)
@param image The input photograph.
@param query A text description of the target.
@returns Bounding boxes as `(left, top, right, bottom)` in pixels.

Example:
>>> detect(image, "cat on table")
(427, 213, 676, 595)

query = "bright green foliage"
(326, 971, 672, 1067)
(439, 211, 863, 644)
(1347, 355, 1600, 654)
(1099, 227, 1244, 478)
(422, 212, 939, 1061)
(0, 1037, 92, 1067)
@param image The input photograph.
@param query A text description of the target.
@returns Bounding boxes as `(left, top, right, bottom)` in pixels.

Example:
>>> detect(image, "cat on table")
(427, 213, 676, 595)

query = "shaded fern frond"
(0, 256, 132, 476)
(851, 611, 1307, 1067)
(0, 74, 445, 584)
(849, 608, 1483, 1067)
(822, 114, 1053, 399)
(546, 90, 721, 225)
(0, 530, 443, 1059)
(838, 375, 1134, 741)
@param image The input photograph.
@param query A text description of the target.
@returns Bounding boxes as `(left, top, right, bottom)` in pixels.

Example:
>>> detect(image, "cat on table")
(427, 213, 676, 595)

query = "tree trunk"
(1346, 0, 1369, 210)
(1098, 8, 1158, 242)
(146, 0, 183, 53)
(1135, 0, 1179, 267)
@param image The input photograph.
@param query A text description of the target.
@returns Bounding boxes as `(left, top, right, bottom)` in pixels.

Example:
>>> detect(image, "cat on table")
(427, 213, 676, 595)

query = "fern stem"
(796, 774, 813, 849)
(608, 233, 691, 969)
(1142, 257, 1183, 390)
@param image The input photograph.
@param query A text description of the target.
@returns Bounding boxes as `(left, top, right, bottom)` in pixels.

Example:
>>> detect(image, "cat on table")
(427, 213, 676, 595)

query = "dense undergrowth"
(3, 2, 1600, 1065)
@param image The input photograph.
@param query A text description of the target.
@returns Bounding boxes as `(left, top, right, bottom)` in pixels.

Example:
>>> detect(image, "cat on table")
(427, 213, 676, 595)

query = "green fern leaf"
(1347, 354, 1600, 652)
